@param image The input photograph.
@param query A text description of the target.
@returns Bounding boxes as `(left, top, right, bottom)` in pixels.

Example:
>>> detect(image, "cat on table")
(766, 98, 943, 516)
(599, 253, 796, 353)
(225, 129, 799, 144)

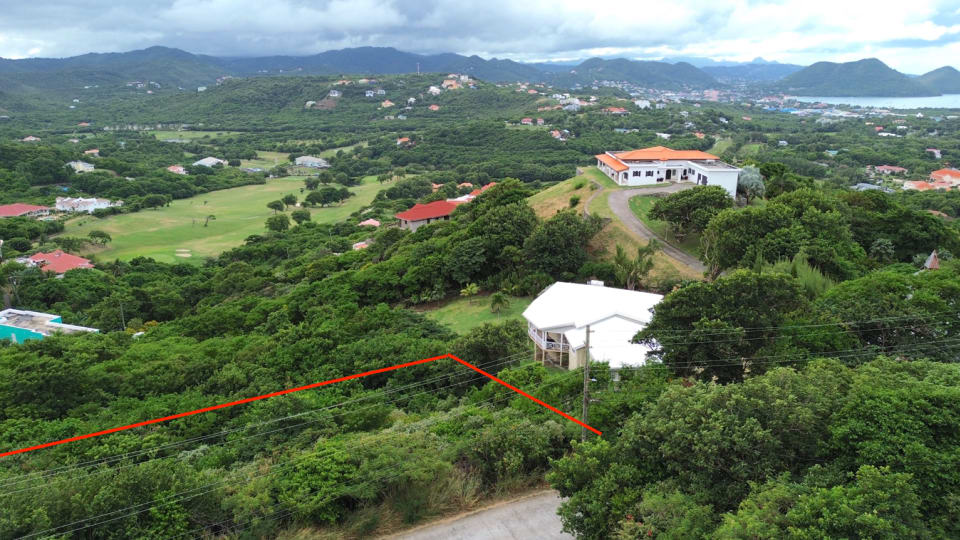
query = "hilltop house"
(55, 197, 122, 213)
(520, 118, 533, 125)
(927, 148, 942, 159)
(874, 165, 908, 175)
(84, 148, 100, 157)
(21, 136, 40, 142)
(0, 204, 50, 219)
(328, 90, 341, 98)
(358, 218, 380, 227)
(22, 250, 94, 275)
(595, 146, 742, 198)
(381, 100, 395, 108)
(294, 155, 330, 168)
(0, 309, 98, 343)
(448, 182, 497, 203)
(395, 200, 464, 232)
(67, 161, 95, 173)
(428, 104, 440, 111)
(930, 169, 960, 184)
(523, 281, 663, 370)
(365, 90, 375, 98)
(166, 165, 187, 175)
(192, 157, 225, 167)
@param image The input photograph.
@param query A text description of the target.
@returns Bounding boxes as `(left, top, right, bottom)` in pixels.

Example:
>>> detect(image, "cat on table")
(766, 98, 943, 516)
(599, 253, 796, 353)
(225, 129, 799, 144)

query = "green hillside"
(778, 58, 939, 96)
(918, 66, 960, 93)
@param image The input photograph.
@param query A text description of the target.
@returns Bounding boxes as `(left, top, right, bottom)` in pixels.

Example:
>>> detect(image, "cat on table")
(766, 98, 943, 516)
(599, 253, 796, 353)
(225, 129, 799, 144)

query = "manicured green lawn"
(628, 195, 702, 257)
(62, 176, 383, 264)
(421, 295, 533, 334)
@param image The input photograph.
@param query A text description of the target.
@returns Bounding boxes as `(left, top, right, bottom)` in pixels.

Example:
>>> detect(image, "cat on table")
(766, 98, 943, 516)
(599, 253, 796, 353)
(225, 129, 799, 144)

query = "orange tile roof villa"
(594, 146, 741, 198)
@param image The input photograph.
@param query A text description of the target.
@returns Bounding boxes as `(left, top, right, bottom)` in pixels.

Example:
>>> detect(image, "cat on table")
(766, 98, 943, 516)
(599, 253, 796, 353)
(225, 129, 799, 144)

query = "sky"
(1, 0, 960, 73)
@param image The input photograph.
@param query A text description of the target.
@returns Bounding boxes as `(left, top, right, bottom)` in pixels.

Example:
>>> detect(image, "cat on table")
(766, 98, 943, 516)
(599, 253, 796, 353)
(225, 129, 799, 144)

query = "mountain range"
(0, 46, 958, 99)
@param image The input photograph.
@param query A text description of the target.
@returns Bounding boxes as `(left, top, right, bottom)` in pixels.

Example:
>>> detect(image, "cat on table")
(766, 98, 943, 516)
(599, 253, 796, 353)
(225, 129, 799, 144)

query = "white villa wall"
(596, 157, 740, 199)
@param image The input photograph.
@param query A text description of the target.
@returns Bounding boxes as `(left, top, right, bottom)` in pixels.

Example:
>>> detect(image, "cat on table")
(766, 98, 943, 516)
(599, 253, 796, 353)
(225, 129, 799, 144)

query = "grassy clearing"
(627, 196, 702, 257)
(740, 143, 765, 156)
(152, 130, 243, 141)
(528, 176, 595, 219)
(63, 176, 383, 264)
(240, 150, 290, 169)
(585, 190, 701, 282)
(319, 141, 368, 158)
(419, 295, 533, 334)
(709, 138, 733, 154)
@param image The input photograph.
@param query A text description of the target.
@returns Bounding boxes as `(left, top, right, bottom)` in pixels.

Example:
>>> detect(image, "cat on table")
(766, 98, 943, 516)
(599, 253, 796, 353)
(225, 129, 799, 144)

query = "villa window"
(645, 170, 654, 177)
(633, 170, 642, 177)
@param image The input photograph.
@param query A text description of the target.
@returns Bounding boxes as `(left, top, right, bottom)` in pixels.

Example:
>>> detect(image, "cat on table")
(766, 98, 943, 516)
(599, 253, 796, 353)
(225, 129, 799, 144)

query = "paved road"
(386, 490, 572, 540)
(606, 183, 707, 274)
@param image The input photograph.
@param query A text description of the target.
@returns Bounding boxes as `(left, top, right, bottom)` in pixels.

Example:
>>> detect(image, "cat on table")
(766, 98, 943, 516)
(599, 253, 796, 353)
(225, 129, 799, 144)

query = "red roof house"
(428, 104, 440, 111)
(27, 250, 94, 274)
(395, 200, 464, 232)
(930, 169, 960, 183)
(0, 204, 51, 218)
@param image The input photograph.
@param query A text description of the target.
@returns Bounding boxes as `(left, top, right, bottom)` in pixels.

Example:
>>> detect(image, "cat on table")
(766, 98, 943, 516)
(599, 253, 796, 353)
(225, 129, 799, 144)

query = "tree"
(304, 177, 320, 190)
(204, 215, 215, 227)
(613, 240, 659, 291)
(524, 211, 602, 279)
(87, 230, 112, 245)
(634, 270, 814, 381)
(291, 209, 311, 225)
(142, 194, 167, 210)
(265, 214, 290, 232)
(460, 283, 480, 303)
(489, 292, 509, 315)
(869, 238, 895, 263)
(266, 200, 285, 214)
(282, 194, 297, 207)
(737, 165, 765, 204)
(648, 186, 733, 240)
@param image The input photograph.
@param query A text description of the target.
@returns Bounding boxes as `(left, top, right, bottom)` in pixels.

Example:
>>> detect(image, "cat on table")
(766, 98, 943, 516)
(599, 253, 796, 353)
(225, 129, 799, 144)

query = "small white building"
(55, 197, 122, 213)
(67, 161, 95, 173)
(595, 146, 741, 199)
(192, 157, 225, 167)
(523, 281, 663, 370)
(294, 156, 330, 168)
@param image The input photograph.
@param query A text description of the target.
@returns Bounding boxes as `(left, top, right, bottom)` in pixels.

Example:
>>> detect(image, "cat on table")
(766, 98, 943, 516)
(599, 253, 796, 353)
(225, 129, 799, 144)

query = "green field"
(63, 176, 383, 264)
(420, 295, 533, 334)
(240, 151, 290, 169)
(628, 195, 702, 257)
(152, 130, 243, 141)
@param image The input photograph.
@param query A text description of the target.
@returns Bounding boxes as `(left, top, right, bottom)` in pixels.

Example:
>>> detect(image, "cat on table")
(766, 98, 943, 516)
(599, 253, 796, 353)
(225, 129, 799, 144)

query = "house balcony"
(528, 322, 569, 352)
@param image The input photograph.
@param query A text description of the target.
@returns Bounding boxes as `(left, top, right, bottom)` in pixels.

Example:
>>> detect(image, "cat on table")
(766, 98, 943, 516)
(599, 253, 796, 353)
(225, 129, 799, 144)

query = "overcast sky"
(1, 0, 959, 72)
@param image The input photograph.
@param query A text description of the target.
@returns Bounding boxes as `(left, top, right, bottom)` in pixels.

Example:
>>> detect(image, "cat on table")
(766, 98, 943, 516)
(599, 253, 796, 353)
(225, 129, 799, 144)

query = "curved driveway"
(605, 183, 707, 274)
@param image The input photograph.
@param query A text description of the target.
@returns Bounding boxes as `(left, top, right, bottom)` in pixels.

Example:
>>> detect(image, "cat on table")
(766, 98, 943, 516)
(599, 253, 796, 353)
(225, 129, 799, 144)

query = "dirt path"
(582, 180, 604, 217)
(605, 183, 707, 274)
(381, 490, 572, 540)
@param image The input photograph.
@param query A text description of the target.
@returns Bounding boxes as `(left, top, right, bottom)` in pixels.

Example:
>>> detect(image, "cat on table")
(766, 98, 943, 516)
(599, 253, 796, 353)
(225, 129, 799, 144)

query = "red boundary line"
(0, 354, 600, 458)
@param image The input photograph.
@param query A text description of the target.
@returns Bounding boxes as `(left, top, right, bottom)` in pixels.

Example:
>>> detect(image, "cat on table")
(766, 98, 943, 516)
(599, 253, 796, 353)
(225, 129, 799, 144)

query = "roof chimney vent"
(588, 280, 604, 287)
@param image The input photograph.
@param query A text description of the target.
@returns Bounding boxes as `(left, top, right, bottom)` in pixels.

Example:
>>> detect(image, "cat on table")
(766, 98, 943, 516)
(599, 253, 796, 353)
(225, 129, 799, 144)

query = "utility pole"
(582, 324, 591, 442)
